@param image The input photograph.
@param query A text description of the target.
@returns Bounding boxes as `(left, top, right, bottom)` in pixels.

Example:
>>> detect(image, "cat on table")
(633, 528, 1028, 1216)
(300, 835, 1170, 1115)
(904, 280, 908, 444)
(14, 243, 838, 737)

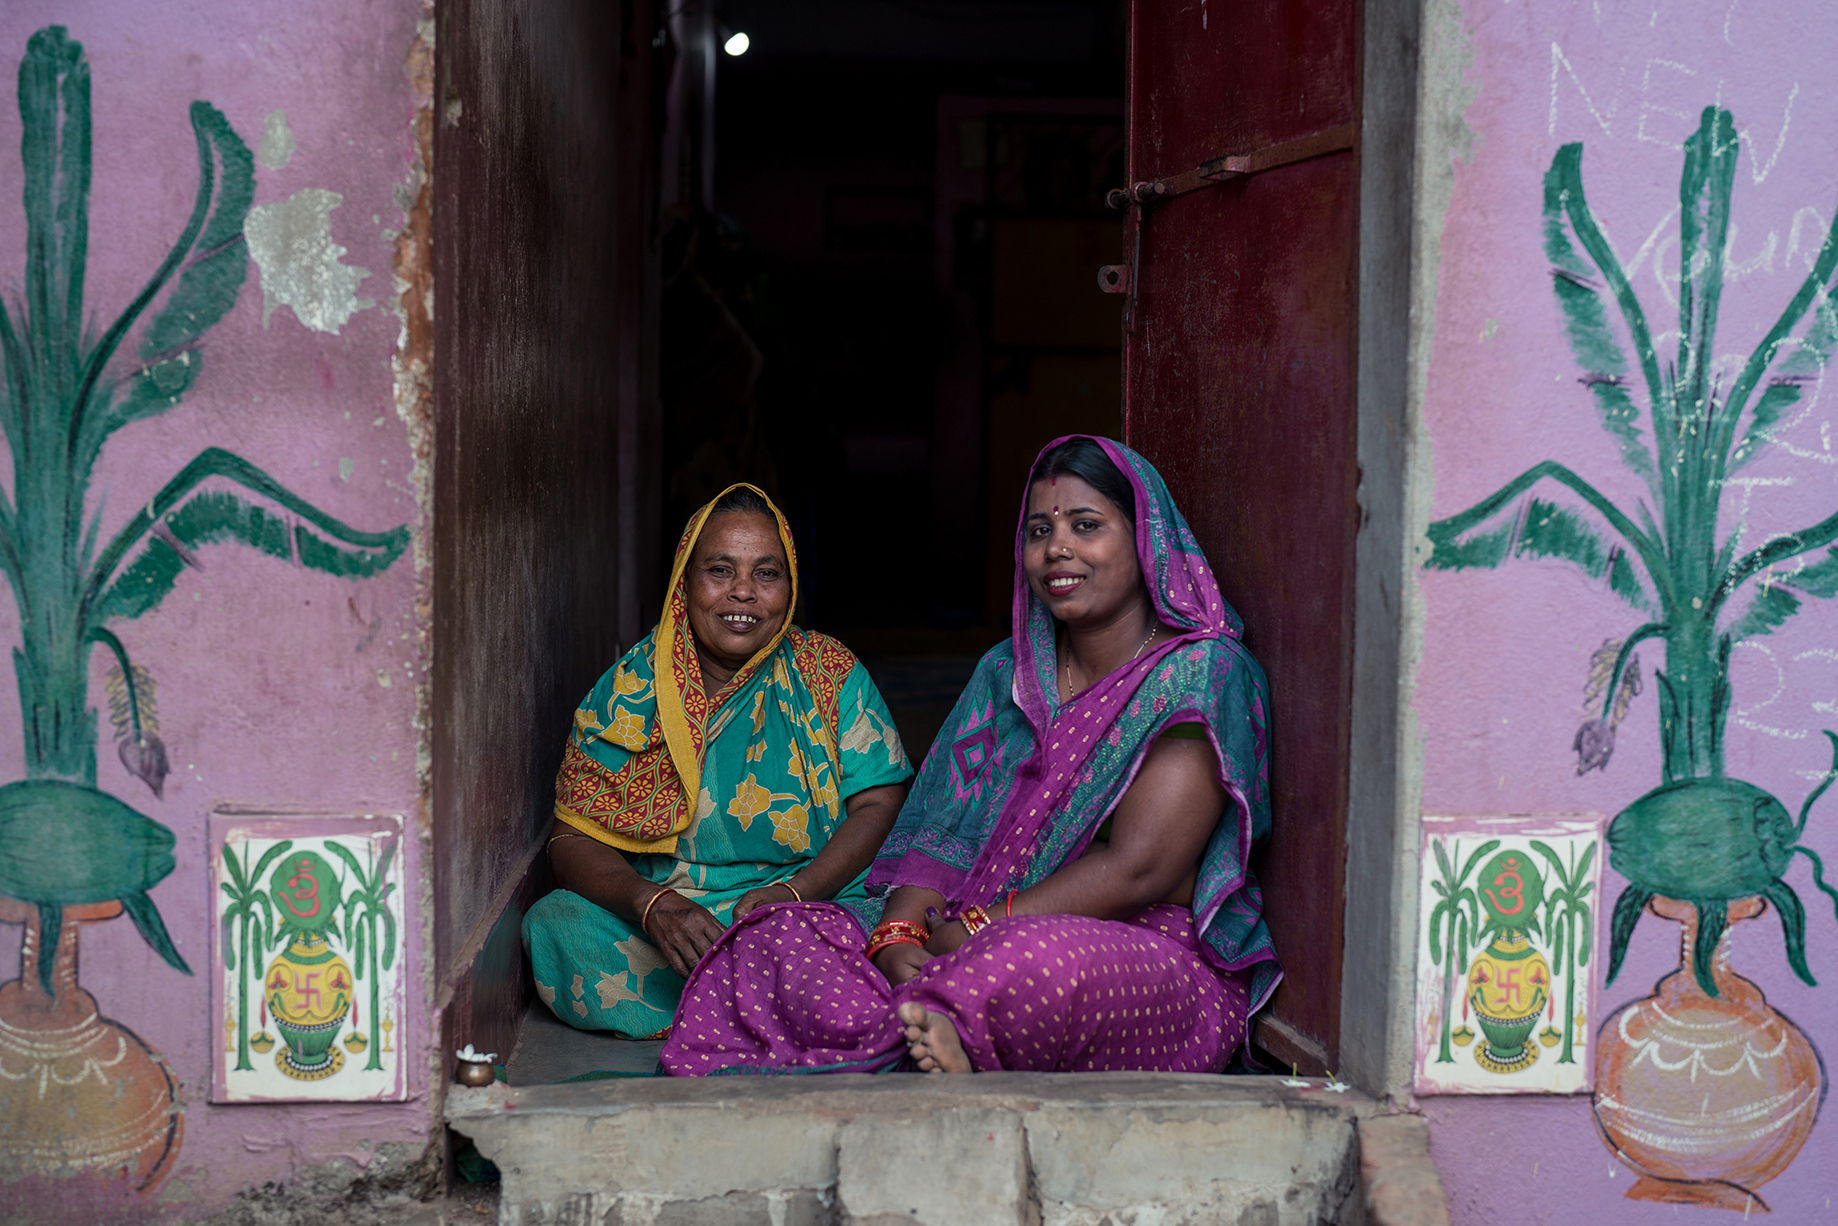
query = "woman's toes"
(897, 1002, 928, 1028)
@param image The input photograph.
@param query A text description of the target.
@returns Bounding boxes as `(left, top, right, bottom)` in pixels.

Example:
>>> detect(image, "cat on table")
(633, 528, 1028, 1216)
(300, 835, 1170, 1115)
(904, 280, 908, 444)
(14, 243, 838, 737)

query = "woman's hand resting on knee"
(545, 820, 727, 977)
(644, 890, 727, 976)
(731, 883, 799, 922)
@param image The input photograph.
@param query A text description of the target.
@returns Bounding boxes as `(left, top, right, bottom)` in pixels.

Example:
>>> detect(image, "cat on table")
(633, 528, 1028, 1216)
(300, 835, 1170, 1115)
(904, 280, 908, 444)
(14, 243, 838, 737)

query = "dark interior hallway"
(667, 0, 1128, 764)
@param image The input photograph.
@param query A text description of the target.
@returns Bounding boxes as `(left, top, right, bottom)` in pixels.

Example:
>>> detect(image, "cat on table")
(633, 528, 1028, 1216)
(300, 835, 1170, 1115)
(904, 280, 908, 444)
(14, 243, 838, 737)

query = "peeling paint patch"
(258, 109, 294, 169)
(244, 189, 375, 333)
(339, 457, 354, 482)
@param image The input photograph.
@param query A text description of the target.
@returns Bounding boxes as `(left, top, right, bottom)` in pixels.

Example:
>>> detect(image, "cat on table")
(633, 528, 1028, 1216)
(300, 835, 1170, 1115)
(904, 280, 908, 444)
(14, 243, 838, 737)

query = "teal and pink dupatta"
(866, 436, 1282, 1015)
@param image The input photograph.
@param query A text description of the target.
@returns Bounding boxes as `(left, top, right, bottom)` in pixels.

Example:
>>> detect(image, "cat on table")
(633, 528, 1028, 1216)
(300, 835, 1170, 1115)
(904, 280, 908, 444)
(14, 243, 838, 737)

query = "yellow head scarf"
(553, 484, 851, 854)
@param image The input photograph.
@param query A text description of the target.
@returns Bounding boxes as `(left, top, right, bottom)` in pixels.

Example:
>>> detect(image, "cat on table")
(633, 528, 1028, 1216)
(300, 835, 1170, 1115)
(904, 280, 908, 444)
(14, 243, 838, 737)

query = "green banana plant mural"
(1425, 105, 1838, 999)
(0, 26, 407, 995)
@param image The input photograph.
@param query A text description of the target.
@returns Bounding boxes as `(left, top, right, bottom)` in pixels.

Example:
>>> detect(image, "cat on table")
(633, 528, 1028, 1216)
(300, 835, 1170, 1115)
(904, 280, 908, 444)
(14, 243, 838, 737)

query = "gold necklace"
(1060, 622, 1159, 702)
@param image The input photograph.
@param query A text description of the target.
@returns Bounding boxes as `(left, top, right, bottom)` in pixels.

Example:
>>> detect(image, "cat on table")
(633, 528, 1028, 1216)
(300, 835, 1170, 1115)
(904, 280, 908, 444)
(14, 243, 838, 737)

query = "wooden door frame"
(1339, 0, 1446, 1100)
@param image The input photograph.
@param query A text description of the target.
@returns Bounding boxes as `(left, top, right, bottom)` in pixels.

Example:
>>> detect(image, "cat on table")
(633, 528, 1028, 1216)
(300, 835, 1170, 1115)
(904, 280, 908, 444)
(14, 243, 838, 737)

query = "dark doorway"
(665, 0, 1128, 763)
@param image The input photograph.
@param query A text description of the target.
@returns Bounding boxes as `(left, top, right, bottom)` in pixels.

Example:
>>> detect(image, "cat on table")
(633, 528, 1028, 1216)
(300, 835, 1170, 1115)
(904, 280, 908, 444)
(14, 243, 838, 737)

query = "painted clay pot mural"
(0, 26, 407, 1188)
(0, 782, 186, 1188)
(0, 898, 180, 1188)
(1464, 850, 1551, 1074)
(1426, 103, 1838, 1197)
(1594, 897, 1822, 1211)
(265, 933, 353, 1080)
(264, 851, 351, 1080)
(1466, 935, 1551, 1073)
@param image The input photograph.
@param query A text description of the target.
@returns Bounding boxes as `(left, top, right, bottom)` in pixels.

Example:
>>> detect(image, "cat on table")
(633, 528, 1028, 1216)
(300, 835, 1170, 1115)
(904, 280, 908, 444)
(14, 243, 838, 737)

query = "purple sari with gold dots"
(660, 437, 1278, 1075)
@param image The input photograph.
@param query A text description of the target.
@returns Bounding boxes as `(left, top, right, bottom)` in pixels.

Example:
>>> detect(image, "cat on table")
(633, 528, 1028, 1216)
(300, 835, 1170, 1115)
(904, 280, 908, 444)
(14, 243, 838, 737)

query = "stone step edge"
(447, 1073, 1447, 1225)
(447, 1069, 1383, 1117)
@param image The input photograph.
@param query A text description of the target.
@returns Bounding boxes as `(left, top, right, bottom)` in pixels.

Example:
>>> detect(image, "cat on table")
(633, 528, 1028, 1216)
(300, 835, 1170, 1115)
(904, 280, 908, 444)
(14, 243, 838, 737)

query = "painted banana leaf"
(1427, 106, 1838, 663)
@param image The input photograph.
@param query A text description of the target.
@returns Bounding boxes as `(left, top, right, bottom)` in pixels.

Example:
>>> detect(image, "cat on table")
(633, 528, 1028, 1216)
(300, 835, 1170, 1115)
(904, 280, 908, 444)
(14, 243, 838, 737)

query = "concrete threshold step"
(448, 1072, 1445, 1226)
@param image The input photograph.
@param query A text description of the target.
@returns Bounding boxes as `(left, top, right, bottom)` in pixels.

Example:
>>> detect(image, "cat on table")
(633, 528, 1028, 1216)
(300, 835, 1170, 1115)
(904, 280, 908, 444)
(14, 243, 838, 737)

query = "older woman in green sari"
(524, 485, 913, 1037)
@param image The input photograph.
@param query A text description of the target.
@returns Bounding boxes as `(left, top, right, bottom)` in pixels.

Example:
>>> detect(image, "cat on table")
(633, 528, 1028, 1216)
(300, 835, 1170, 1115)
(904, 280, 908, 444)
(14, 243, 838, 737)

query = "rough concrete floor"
(504, 1005, 662, 1084)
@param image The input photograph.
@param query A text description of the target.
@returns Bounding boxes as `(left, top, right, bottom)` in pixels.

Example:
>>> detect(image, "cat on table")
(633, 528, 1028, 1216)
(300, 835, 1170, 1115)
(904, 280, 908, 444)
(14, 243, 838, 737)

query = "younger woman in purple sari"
(660, 437, 1280, 1074)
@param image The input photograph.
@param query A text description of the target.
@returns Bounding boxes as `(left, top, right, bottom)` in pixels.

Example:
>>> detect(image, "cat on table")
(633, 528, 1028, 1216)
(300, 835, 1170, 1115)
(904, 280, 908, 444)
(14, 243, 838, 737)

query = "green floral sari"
(524, 484, 912, 1036)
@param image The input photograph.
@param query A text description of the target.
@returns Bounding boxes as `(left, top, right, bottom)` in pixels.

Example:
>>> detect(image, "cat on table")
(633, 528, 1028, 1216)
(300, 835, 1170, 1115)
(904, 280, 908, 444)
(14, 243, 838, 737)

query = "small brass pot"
(454, 1059, 495, 1087)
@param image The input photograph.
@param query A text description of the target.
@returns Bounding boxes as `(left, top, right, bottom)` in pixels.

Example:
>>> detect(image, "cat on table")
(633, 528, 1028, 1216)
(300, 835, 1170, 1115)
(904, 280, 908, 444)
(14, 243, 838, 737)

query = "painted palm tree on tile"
(1426, 837, 1498, 1063)
(219, 839, 293, 1071)
(1531, 839, 1593, 1064)
(330, 836, 398, 1072)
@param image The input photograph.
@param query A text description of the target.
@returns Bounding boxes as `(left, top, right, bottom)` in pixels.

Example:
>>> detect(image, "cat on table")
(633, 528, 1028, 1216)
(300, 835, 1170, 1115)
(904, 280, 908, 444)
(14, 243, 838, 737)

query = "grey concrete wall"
(1342, 0, 1474, 1100)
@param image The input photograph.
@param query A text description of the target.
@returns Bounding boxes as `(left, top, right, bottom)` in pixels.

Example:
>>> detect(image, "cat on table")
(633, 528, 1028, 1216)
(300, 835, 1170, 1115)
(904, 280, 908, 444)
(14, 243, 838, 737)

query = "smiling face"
(1022, 474, 1145, 629)
(684, 511, 792, 680)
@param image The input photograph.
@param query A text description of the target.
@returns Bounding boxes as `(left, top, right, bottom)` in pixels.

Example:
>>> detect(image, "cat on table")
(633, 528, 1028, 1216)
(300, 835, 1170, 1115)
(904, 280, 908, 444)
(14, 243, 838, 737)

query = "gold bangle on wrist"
(640, 887, 676, 936)
(959, 904, 992, 936)
(779, 881, 802, 902)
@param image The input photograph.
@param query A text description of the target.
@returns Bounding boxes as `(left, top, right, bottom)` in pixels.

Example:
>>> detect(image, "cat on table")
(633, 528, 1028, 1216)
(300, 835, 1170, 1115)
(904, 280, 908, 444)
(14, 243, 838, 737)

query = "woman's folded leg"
(901, 908, 1247, 1074)
(522, 888, 682, 1038)
(661, 902, 907, 1075)
(662, 902, 1247, 1075)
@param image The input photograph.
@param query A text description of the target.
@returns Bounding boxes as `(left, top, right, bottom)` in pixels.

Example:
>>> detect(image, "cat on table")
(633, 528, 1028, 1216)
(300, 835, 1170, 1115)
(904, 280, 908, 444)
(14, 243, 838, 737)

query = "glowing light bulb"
(723, 31, 750, 56)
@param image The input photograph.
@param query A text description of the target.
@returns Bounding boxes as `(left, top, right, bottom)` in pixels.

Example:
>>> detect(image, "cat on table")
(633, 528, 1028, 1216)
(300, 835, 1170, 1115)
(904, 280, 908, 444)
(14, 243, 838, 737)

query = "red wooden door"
(1120, 0, 1360, 1072)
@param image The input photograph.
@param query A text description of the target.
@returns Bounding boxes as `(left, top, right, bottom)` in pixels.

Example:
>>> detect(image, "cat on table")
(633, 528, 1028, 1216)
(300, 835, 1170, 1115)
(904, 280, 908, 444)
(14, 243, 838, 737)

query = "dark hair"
(709, 485, 775, 519)
(1027, 438, 1135, 525)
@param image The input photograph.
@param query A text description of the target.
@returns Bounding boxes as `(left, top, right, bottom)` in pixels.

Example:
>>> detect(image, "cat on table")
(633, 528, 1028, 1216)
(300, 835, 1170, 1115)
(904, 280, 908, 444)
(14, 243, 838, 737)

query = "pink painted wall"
(0, 2, 429, 1218)
(1417, 1, 1838, 1220)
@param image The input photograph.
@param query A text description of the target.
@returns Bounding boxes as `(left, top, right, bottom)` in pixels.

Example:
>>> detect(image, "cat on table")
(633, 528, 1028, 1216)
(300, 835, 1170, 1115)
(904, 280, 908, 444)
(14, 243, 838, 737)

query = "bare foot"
(897, 1001, 971, 1074)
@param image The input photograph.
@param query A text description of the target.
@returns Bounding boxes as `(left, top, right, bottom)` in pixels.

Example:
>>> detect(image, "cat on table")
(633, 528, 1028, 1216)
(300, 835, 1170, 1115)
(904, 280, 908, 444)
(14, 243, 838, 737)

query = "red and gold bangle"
(959, 904, 992, 936)
(865, 919, 927, 957)
(640, 887, 676, 937)
(865, 918, 928, 959)
(864, 934, 925, 959)
(778, 881, 803, 903)
(1005, 891, 1018, 918)
(868, 919, 928, 946)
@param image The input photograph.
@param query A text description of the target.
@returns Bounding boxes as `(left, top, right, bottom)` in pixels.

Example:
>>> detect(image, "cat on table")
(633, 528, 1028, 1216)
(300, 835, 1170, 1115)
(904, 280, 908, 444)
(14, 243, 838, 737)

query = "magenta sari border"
(871, 848, 963, 897)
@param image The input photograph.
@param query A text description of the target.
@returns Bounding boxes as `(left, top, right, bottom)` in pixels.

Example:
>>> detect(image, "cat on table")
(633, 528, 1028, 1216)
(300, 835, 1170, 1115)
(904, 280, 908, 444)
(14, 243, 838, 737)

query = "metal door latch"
(1123, 123, 1357, 206)
(1100, 123, 1357, 322)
